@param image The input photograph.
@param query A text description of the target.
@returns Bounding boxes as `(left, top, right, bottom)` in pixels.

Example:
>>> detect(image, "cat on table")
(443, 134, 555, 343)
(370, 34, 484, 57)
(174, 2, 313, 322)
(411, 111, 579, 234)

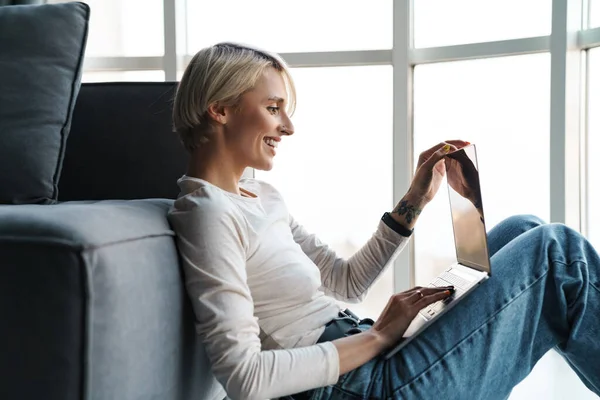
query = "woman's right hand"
(332, 286, 454, 375)
(370, 286, 454, 349)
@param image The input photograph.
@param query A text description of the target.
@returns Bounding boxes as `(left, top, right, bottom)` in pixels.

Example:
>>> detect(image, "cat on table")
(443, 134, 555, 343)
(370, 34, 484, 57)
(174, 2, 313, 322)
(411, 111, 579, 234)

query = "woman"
(167, 42, 600, 400)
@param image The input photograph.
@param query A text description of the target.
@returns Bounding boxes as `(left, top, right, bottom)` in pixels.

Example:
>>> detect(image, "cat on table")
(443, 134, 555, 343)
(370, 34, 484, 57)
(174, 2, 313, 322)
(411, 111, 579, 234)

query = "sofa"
(0, 82, 229, 400)
(0, 3, 227, 400)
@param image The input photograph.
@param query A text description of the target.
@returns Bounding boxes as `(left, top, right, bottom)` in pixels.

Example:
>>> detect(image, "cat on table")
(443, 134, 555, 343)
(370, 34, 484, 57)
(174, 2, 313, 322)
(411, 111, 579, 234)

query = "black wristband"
(381, 212, 414, 237)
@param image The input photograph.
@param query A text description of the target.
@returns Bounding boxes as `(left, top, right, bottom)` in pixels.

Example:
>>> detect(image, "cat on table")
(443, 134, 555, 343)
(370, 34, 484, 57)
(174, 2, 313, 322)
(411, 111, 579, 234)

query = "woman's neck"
(186, 146, 245, 196)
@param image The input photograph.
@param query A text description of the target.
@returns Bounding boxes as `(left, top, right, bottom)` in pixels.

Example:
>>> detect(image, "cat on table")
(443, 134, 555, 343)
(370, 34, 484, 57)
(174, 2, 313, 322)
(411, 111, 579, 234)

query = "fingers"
(420, 140, 469, 156)
(418, 140, 471, 164)
(406, 286, 453, 303)
(444, 139, 470, 148)
(421, 142, 458, 170)
(413, 288, 454, 310)
(417, 142, 448, 165)
(398, 286, 423, 296)
(422, 140, 466, 155)
(421, 286, 454, 296)
(399, 286, 453, 297)
(397, 286, 426, 298)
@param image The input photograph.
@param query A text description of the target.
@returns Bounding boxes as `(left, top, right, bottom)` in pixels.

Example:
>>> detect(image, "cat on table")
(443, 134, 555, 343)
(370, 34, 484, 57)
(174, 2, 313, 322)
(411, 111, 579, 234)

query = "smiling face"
(221, 67, 295, 171)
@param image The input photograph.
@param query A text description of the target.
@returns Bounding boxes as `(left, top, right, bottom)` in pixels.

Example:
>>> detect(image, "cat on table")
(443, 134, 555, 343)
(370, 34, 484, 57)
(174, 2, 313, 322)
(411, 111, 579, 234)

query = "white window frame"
(81, 0, 598, 292)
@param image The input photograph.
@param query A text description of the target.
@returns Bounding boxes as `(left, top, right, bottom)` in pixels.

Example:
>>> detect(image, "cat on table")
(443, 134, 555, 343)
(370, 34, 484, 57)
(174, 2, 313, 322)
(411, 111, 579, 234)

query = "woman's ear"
(206, 102, 227, 125)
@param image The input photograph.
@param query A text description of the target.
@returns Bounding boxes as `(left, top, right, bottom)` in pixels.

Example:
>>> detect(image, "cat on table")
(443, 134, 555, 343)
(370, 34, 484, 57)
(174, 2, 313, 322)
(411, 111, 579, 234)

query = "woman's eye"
(267, 106, 280, 114)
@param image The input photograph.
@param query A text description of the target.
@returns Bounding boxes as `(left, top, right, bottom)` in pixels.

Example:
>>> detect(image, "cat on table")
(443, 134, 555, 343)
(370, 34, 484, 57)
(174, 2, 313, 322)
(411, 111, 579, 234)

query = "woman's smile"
(263, 136, 279, 155)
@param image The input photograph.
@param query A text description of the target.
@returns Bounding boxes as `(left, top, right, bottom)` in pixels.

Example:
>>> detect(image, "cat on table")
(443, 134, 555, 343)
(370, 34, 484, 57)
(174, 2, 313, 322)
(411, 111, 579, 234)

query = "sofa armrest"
(0, 200, 226, 400)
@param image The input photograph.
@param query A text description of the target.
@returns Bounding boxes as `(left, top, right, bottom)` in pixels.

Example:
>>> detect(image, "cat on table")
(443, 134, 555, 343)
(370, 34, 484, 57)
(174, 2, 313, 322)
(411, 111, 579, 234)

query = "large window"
(413, 54, 551, 284)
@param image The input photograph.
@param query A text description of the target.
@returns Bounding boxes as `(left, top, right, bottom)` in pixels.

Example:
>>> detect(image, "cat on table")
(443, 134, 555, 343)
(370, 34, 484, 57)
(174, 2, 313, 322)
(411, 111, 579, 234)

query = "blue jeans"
(308, 215, 600, 399)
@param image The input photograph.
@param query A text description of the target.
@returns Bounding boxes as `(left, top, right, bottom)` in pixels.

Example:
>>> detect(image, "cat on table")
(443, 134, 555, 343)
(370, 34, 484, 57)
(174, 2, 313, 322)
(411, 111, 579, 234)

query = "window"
(413, 54, 551, 285)
(587, 47, 600, 250)
(414, 0, 551, 48)
(186, 0, 392, 53)
(255, 66, 393, 318)
(590, 0, 600, 28)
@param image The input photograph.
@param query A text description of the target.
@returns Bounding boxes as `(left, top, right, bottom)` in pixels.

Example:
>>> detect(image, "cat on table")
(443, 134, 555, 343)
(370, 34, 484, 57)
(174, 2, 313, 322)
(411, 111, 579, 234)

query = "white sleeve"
(169, 200, 339, 400)
(289, 215, 410, 303)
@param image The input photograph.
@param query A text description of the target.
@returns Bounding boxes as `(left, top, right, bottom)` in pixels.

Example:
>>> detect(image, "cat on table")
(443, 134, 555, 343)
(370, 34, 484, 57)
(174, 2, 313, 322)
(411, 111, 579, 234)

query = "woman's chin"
(252, 160, 274, 172)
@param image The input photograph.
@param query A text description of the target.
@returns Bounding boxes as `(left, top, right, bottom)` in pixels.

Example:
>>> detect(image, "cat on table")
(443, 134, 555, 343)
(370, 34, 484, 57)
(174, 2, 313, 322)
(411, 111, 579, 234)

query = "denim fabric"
(305, 215, 600, 399)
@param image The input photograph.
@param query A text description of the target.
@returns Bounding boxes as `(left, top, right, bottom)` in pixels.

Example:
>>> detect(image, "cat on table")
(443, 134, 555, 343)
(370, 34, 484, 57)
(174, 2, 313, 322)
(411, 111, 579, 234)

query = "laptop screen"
(445, 145, 491, 274)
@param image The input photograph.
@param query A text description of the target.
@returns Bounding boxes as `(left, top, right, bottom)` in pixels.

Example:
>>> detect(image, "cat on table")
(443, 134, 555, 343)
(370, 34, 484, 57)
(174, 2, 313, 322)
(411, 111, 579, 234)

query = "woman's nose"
(281, 124, 294, 136)
(281, 116, 294, 136)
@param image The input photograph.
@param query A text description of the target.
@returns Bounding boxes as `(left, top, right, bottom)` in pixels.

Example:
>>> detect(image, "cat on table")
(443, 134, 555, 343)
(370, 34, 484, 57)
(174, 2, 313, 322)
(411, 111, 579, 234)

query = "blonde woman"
(167, 42, 600, 400)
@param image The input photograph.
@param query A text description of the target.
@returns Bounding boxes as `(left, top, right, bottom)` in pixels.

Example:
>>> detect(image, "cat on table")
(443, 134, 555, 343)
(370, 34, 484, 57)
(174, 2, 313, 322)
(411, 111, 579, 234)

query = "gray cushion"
(0, 2, 89, 204)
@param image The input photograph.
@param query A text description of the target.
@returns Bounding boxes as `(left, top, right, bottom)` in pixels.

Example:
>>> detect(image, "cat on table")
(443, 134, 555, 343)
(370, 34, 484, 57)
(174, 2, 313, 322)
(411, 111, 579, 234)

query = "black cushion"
(0, 2, 89, 204)
(58, 82, 189, 201)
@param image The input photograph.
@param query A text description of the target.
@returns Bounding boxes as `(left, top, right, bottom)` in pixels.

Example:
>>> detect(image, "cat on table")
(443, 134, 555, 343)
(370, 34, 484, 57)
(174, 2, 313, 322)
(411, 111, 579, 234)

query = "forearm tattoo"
(392, 200, 422, 224)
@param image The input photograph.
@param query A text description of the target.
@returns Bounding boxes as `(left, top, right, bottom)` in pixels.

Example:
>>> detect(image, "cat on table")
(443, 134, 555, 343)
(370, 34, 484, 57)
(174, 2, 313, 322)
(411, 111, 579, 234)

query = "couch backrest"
(58, 82, 188, 201)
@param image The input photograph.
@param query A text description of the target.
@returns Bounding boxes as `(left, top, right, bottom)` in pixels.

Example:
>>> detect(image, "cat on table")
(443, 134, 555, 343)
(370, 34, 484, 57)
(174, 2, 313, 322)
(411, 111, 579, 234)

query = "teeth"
(264, 138, 278, 148)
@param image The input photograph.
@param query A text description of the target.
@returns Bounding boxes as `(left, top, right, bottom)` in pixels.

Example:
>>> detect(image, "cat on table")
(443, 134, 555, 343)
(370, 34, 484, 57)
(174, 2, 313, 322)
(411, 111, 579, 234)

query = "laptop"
(385, 143, 491, 359)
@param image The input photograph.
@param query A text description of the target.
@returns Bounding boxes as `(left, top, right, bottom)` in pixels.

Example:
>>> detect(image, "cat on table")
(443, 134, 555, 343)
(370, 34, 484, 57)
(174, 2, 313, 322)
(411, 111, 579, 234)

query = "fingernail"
(465, 141, 471, 145)
(444, 290, 451, 295)
(442, 144, 451, 153)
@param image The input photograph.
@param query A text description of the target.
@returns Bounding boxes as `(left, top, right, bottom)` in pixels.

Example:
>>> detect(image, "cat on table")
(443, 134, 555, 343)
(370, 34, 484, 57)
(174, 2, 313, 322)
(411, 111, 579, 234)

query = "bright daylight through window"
(591, 0, 600, 27)
(413, 0, 551, 47)
(186, 0, 392, 53)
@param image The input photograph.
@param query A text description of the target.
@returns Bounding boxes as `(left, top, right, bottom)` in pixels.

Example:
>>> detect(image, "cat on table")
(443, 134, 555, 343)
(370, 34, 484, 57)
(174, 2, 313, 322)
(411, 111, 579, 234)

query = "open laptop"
(385, 143, 491, 359)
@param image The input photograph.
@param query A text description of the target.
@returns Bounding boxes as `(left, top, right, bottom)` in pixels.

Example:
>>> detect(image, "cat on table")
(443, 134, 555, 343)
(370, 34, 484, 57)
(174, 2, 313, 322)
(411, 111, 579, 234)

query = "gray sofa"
(0, 3, 227, 398)
(0, 82, 227, 400)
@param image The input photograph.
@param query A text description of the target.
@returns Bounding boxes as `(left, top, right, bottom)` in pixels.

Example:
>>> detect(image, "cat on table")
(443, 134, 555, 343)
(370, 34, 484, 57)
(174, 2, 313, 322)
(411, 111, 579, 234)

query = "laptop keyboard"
(420, 270, 473, 319)
(433, 271, 471, 290)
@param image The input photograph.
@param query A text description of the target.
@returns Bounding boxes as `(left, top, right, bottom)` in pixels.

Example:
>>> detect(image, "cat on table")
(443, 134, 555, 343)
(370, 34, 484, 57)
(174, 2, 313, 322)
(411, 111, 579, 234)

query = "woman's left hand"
(407, 140, 471, 205)
(445, 146, 481, 207)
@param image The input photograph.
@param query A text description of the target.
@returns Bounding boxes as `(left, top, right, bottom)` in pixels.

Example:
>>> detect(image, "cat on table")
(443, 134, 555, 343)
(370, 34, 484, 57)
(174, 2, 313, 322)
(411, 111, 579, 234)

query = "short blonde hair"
(172, 42, 296, 152)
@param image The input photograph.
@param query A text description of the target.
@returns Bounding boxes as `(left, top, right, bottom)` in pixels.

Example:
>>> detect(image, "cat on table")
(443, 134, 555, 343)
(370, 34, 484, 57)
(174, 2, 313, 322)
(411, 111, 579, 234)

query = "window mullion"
(163, 0, 177, 81)
(581, 51, 589, 239)
(549, 0, 584, 229)
(410, 36, 550, 64)
(392, 0, 413, 292)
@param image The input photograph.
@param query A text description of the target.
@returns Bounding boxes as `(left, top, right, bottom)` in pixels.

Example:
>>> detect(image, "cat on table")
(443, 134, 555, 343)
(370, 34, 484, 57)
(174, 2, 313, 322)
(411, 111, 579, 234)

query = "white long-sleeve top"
(167, 176, 410, 400)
